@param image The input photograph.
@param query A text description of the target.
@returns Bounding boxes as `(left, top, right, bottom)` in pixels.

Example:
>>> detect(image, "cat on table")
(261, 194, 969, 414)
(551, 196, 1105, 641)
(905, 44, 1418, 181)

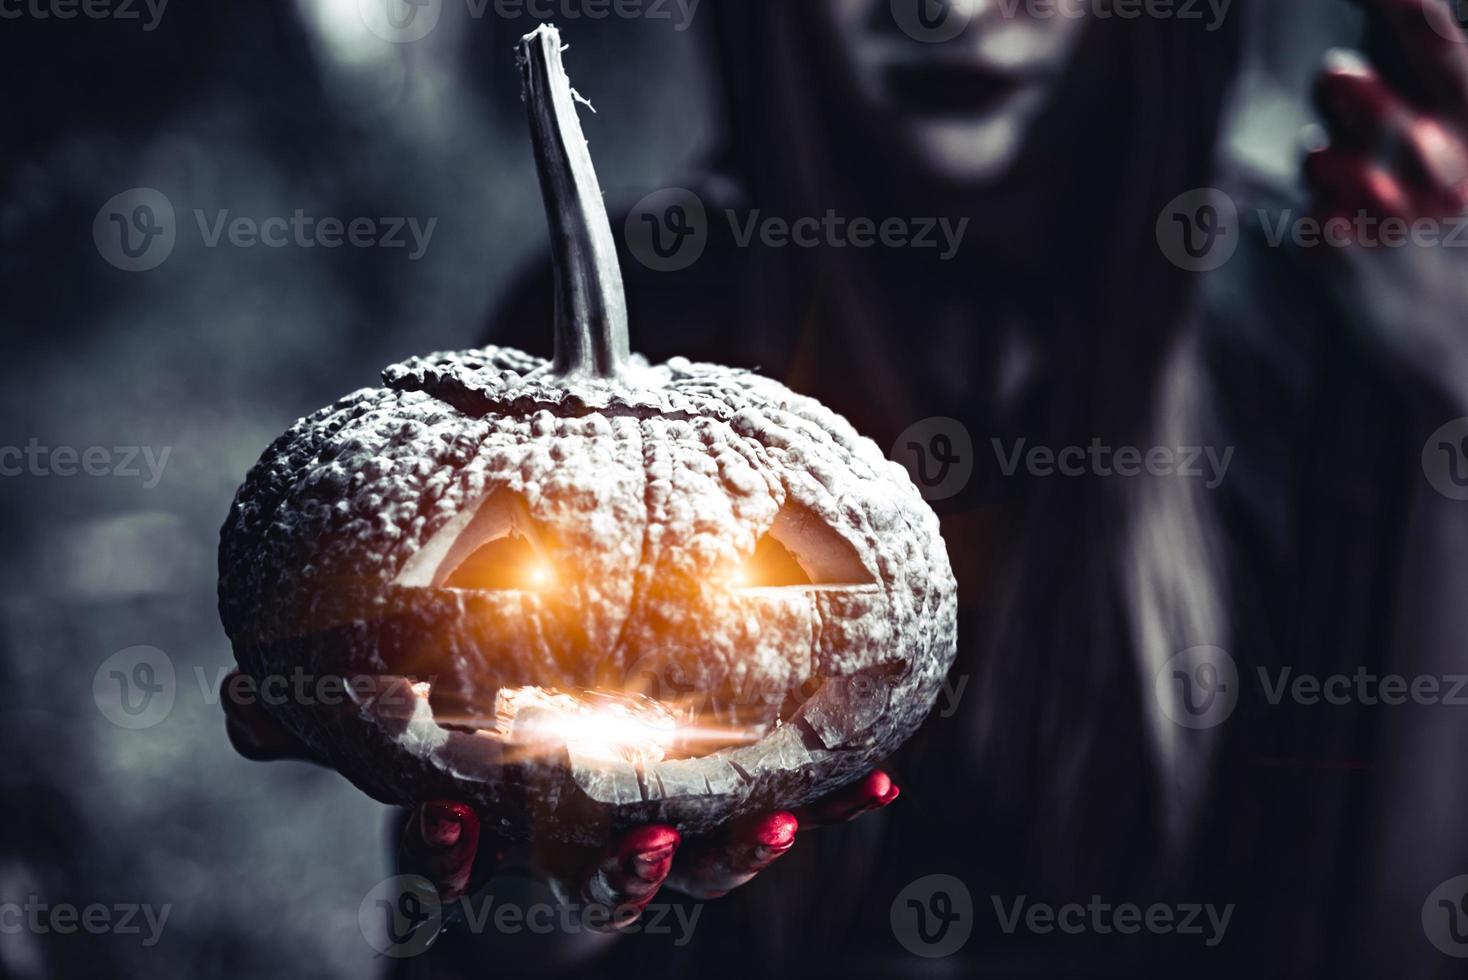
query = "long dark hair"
(704, 0, 1249, 885)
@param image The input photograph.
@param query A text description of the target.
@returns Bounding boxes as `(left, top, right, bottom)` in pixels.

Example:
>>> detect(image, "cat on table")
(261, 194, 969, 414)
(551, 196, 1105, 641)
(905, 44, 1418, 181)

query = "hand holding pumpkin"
(224, 677, 897, 922)
(398, 772, 898, 921)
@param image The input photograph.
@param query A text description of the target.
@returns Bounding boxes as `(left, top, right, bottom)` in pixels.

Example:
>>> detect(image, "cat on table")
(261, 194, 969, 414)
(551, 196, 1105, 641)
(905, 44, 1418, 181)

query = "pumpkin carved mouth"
(342, 651, 913, 841)
(452, 684, 770, 768)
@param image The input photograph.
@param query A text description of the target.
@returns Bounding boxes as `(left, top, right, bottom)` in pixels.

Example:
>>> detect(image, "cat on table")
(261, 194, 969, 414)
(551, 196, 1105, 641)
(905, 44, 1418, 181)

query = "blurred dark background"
(0, 3, 1355, 978)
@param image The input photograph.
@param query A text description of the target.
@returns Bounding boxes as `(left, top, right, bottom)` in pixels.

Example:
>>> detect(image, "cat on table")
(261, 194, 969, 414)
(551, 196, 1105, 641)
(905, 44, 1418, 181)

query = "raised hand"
(1309, 0, 1468, 224)
(1304, 0, 1468, 405)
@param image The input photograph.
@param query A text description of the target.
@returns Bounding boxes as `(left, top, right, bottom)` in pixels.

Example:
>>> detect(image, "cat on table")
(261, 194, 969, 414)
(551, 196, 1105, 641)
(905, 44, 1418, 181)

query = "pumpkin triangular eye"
(735, 534, 813, 588)
(395, 488, 550, 590)
(734, 503, 875, 588)
(441, 533, 550, 591)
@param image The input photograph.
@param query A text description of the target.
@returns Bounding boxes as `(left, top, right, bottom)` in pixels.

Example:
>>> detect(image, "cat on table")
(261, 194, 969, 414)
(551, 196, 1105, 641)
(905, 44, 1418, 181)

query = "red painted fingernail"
(420, 802, 466, 848)
(620, 825, 681, 854)
(753, 812, 798, 849)
(620, 825, 680, 881)
(842, 773, 900, 820)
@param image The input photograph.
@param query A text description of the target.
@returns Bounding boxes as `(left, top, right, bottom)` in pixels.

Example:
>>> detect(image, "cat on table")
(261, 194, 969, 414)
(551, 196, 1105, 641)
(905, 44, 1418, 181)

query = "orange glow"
(494, 686, 678, 765)
(484, 686, 764, 765)
(727, 534, 812, 588)
(525, 561, 554, 589)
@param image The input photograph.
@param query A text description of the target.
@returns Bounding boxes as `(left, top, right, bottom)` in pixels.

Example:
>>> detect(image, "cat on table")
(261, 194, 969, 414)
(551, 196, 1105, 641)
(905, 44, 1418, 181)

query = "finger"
(1360, 0, 1468, 112)
(580, 824, 680, 926)
(1314, 52, 1415, 151)
(1402, 115, 1468, 199)
(1305, 146, 1415, 217)
(399, 800, 488, 901)
(220, 669, 320, 764)
(791, 769, 901, 828)
(666, 811, 798, 900)
(1318, 47, 1468, 202)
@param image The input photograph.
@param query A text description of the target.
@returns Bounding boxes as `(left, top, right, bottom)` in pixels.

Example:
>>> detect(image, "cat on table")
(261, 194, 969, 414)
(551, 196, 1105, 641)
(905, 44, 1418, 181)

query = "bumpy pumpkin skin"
(218, 346, 957, 843)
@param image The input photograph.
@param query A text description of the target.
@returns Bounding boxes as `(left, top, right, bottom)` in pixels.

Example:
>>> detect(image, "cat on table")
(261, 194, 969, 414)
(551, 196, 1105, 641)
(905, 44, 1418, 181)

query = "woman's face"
(814, 0, 1091, 184)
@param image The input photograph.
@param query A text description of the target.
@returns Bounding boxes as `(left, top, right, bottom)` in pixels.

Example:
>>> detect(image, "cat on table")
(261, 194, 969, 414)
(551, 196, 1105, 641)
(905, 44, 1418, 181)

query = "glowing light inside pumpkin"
(494, 686, 681, 765)
(525, 561, 554, 589)
(486, 686, 768, 765)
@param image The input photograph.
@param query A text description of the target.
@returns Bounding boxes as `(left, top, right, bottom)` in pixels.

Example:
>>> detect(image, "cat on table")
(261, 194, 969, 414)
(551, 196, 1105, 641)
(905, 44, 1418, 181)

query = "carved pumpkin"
(218, 25, 956, 843)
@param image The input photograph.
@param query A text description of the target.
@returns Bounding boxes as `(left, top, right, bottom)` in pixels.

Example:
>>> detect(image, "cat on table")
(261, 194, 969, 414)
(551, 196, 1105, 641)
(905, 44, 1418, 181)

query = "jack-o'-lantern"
(217, 25, 956, 844)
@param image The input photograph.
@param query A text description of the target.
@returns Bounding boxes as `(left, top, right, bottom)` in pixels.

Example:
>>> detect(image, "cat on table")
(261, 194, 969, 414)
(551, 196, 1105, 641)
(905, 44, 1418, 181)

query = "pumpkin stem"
(518, 24, 630, 380)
